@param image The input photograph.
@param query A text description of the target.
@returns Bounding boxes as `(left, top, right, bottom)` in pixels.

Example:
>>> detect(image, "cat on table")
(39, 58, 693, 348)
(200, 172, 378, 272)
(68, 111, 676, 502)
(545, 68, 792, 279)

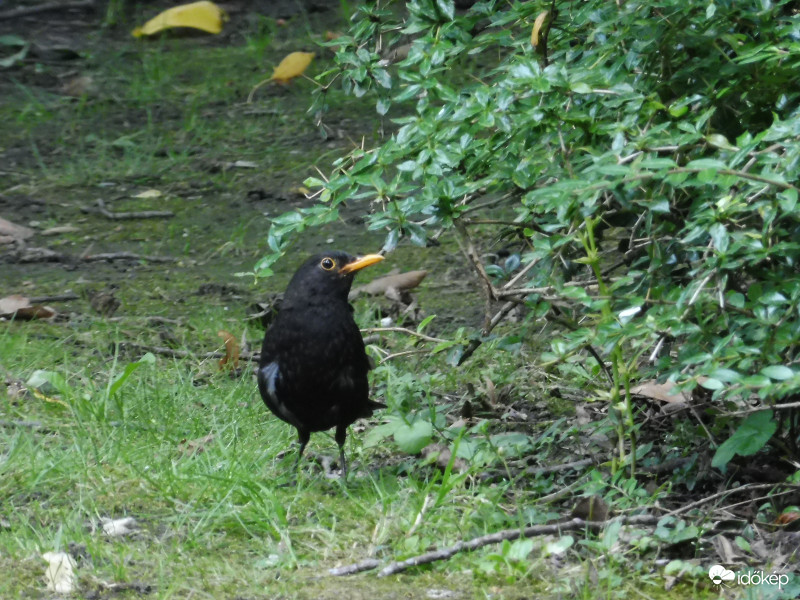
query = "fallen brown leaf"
(630, 379, 690, 404)
(0, 217, 34, 243)
(217, 330, 239, 370)
(0, 295, 56, 320)
(421, 443, 469, 473)
(350, 270, 428, 299)
(774, 512, 800, 526)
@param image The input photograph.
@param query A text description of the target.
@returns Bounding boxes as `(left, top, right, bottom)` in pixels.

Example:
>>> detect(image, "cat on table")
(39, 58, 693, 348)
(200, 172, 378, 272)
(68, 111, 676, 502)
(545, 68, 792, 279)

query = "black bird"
(258, 251, 386, 477)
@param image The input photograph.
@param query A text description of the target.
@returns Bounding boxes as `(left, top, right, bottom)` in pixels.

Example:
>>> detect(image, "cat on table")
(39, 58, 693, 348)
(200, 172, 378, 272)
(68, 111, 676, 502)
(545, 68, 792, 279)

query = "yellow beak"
(339, 254, 384, 275)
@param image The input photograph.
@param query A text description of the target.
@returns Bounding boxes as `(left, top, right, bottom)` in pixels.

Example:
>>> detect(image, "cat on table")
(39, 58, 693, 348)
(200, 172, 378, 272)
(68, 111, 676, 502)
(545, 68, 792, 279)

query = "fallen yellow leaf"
(247, 52, 315, 102)
(271, 52, 315, 83)
(531, 11, 549, 48)
(132, 1, 227, 38)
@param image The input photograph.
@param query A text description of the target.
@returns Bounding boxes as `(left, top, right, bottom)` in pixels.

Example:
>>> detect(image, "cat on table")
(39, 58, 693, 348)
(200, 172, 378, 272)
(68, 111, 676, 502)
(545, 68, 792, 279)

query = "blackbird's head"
(283, 251, 384, 305)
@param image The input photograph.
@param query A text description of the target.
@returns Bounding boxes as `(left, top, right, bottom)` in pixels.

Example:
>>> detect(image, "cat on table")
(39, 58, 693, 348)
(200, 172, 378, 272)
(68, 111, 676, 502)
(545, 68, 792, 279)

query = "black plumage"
(258, 251, 386, 477)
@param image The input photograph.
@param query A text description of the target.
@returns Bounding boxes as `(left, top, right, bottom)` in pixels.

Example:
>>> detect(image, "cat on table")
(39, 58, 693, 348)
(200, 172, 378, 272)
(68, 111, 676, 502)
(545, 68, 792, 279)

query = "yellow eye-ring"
(320, 257, 336, 271)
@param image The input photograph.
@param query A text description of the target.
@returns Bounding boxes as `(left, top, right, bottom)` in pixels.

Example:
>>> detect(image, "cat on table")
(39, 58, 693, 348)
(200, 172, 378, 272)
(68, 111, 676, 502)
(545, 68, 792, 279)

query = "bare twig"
(666, 483, 799, 517)
(535, 0, 558, 67)
(328, 559, 381, 577)
(115, 342, 259, 363)
(17, 249, 178, 264)
(29, 292, 79, 303)
(525, 458, 594, 476)
(81, 199, 174, 220)
(457, 300, 517, 365)
(0, 0, 95, 20)
(377, 349, 432, 364)
(536, 478, 588, 505)
(718, 488, 800, 514)
(84, 252, 177, 263)
(460, 192, 516, 215)
(503, 256, 541, 290)
(360, 327, 448, 344)
(334, 515, 660, 577)
(495, 284, 599, 301)
(107, 316, 185, 326)
(583, 344, 613, 384)
(723, 401, 800, 417)
(454, 219, 498, 304)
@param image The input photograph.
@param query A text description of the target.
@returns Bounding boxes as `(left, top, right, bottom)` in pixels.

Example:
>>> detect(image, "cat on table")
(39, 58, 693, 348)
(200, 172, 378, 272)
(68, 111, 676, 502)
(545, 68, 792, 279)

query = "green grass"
(0, 313, 720, 599)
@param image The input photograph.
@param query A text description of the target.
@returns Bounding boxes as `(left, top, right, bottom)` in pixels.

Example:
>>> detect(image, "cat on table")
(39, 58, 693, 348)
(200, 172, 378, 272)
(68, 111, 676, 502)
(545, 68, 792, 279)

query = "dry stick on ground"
(377, 348, 433, 365)
(17, 250, 177, 264)
(83, 252, 177, 263)
(107, 316, 185, 326)
(525, 458, 594, 476)
(330, 515, 660, 578)
(81, 199, 174, 220)
(116, 342, 259, 363)
(29, 292, 80, 303)
(725, 401, 800, 416)
(718, 487, 800, 515)
(535, 477, 588, 505)
(666, 483, 799, 517)
(0, 0, 95, 19)
(360, 327, 448, 344)
(328, 559, 382, 577)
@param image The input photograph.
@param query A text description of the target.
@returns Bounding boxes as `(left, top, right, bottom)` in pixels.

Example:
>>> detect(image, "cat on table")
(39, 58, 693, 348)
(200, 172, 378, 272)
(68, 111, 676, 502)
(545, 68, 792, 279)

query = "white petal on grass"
(102, 516, 138, 537)
(133, 189, 163, 198)
(42, 551, 77, 594)
(617, 306, 642, 324)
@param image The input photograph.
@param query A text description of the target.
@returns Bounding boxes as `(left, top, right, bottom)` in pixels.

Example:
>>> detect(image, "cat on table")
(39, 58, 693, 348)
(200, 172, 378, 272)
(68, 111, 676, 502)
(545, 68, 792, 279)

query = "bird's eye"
(320, 257, 336, 271)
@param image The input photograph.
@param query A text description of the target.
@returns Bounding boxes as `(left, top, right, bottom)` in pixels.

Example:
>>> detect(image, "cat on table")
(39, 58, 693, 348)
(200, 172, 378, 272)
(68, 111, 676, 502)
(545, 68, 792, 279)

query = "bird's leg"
(294, 429, 310, 473)
(335, 425, 348, 479)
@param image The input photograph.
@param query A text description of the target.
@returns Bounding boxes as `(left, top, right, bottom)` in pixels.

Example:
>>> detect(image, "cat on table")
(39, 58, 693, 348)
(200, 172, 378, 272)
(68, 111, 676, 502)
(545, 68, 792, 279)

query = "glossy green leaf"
(712, 410, 777, 469)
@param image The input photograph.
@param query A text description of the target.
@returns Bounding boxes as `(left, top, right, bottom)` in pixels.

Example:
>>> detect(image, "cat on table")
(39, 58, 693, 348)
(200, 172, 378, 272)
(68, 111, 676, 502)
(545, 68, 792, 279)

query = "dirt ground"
(1, 0, 481, 329)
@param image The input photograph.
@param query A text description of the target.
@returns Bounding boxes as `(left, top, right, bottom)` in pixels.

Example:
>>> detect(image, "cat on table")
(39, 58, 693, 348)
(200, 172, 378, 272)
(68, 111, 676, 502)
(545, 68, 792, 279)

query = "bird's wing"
(258, 361, 280, 405)
(258, 360, 307, 429)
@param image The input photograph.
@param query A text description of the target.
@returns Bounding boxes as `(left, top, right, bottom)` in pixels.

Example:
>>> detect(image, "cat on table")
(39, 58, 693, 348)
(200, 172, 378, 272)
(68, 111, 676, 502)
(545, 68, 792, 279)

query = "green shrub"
(256, 0, 800, 471)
